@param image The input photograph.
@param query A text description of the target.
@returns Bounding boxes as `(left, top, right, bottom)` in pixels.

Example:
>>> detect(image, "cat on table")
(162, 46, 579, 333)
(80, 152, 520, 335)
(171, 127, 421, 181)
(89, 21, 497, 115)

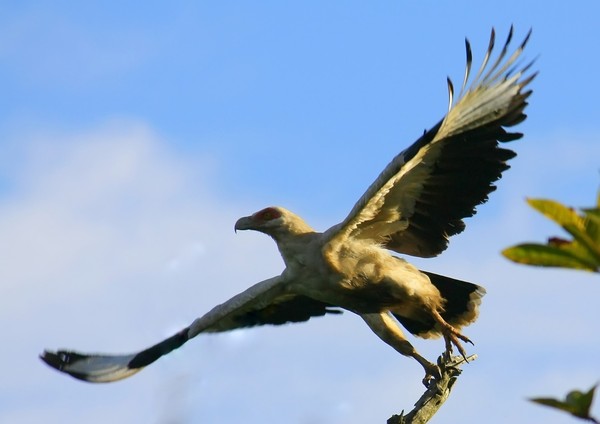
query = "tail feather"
(393, 270, 485, 338)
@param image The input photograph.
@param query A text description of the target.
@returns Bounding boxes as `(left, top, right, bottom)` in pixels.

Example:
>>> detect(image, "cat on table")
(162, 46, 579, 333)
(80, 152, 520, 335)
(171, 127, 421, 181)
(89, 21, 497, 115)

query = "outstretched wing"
(326, 27, 536, 257)
(40, 276, 341, 383)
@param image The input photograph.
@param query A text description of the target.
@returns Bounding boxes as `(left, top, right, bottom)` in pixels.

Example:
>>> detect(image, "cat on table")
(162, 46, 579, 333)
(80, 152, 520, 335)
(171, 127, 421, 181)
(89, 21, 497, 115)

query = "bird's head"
(234, 206, 315, 239)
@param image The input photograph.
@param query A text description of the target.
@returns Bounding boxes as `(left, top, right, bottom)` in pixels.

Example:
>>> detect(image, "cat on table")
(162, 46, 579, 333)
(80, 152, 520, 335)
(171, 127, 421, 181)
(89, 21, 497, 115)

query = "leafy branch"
(531, 385, 599, 423)
(503, 189, 599, 422)
(502, 193, 600, 273)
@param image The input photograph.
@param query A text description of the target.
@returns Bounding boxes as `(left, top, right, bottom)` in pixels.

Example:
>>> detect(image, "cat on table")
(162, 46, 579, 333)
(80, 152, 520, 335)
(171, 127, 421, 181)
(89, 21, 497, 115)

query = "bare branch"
(387, 354, 477, 424)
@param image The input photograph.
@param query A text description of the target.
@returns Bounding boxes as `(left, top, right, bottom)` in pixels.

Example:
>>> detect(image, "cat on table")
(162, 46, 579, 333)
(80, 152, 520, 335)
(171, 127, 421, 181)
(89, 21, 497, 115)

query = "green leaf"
(503, 196, 600, 272)
(582, 208, 600, 244)
(527, 198, 585, 230)
(530, 385, 598, 422)
(527, 198, 600, 260)
(581, 189, 600, 242)
(502, 243, 599, 272)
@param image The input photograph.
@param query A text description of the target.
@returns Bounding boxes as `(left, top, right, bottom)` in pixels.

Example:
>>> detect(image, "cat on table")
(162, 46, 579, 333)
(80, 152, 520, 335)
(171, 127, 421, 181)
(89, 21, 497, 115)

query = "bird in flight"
(41, 27, 535, 386)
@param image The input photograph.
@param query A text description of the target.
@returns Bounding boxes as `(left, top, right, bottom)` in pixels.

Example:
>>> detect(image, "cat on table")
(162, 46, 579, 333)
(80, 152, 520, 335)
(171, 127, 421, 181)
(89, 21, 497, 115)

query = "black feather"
(393, 270, 485, 336)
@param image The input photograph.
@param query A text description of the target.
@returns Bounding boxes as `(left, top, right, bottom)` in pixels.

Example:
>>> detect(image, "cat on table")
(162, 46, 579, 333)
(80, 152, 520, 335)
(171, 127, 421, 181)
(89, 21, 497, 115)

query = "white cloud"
(0, 120, 285, 423)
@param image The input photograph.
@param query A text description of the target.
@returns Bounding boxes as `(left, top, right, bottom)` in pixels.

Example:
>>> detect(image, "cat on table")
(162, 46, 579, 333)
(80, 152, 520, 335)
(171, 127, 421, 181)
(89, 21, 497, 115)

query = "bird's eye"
(255, 207, 281, 222)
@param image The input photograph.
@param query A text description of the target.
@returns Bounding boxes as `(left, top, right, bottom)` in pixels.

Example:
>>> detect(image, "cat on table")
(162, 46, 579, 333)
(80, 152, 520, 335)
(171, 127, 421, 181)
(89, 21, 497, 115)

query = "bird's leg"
(430, 309, 473, 361)
(361, 312, 441, 386)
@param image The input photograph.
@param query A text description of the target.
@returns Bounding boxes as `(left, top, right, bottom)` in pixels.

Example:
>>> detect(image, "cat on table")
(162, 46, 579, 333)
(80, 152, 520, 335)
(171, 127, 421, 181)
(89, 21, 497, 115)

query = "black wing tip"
(40, 350, 63, 370)
(505, 25, 514, 47)
(446, 77, 454, 110)
(464, 38, 473, 63)
(40, 349, 84, 370)
(521, 27, 533, 50)
(487, 27, 497, 56)
(522, 71, 539, 88)
(459, 26, 533, 101)
(40, 349, 95, 382)
(494, 25, 529, 55)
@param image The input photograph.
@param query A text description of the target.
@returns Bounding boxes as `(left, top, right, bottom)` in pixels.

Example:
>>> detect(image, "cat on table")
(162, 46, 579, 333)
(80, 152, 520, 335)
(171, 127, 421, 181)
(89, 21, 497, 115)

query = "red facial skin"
(253, 207, 282, 223)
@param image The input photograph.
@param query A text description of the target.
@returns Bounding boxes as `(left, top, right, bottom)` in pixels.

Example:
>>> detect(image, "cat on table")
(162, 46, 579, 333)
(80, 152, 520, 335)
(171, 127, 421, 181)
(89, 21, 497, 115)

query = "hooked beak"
(234, 216, 254, 233)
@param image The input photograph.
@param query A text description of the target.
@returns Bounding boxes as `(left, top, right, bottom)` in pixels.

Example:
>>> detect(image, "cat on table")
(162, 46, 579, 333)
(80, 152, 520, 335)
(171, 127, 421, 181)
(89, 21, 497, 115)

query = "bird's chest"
(286, 243, 390, 308)
(326, 242, 391, 283)
(310, 241, 436, 312)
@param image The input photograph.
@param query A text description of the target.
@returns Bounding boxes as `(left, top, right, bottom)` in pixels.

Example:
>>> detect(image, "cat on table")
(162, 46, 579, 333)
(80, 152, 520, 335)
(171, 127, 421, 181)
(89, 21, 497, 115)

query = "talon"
(432, 309, 474, 362)
(422, 374, 433, 387)
(422, 363, 441, 387)
(456, 332, 473, 346)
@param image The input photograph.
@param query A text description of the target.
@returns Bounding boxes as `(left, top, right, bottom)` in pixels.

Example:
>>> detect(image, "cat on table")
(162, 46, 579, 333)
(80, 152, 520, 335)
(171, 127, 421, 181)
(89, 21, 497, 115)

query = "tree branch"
(387, 354, 477, 424)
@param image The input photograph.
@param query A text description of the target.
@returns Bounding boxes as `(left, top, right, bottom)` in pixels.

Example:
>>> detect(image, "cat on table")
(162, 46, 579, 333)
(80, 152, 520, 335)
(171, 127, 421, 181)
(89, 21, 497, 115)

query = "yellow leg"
(361, 312, 440, 385)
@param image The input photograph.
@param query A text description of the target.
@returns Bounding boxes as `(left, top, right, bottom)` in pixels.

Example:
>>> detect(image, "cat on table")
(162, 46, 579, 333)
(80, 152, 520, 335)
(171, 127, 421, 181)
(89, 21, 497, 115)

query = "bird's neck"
(273, 230, 320, 269)
(270, 223, 316, 244)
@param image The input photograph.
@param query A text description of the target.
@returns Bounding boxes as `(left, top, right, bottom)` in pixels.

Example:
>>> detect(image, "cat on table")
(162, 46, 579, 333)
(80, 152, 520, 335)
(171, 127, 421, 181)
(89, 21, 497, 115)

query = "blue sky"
(2, 2, 600, 424)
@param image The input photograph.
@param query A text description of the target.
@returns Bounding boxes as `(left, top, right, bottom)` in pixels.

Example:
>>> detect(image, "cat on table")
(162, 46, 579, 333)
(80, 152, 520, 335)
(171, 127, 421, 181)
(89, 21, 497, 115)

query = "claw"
(449, 333, 469, 362)
(432, 309, 474, 362)
(422, 362, 442, 387)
